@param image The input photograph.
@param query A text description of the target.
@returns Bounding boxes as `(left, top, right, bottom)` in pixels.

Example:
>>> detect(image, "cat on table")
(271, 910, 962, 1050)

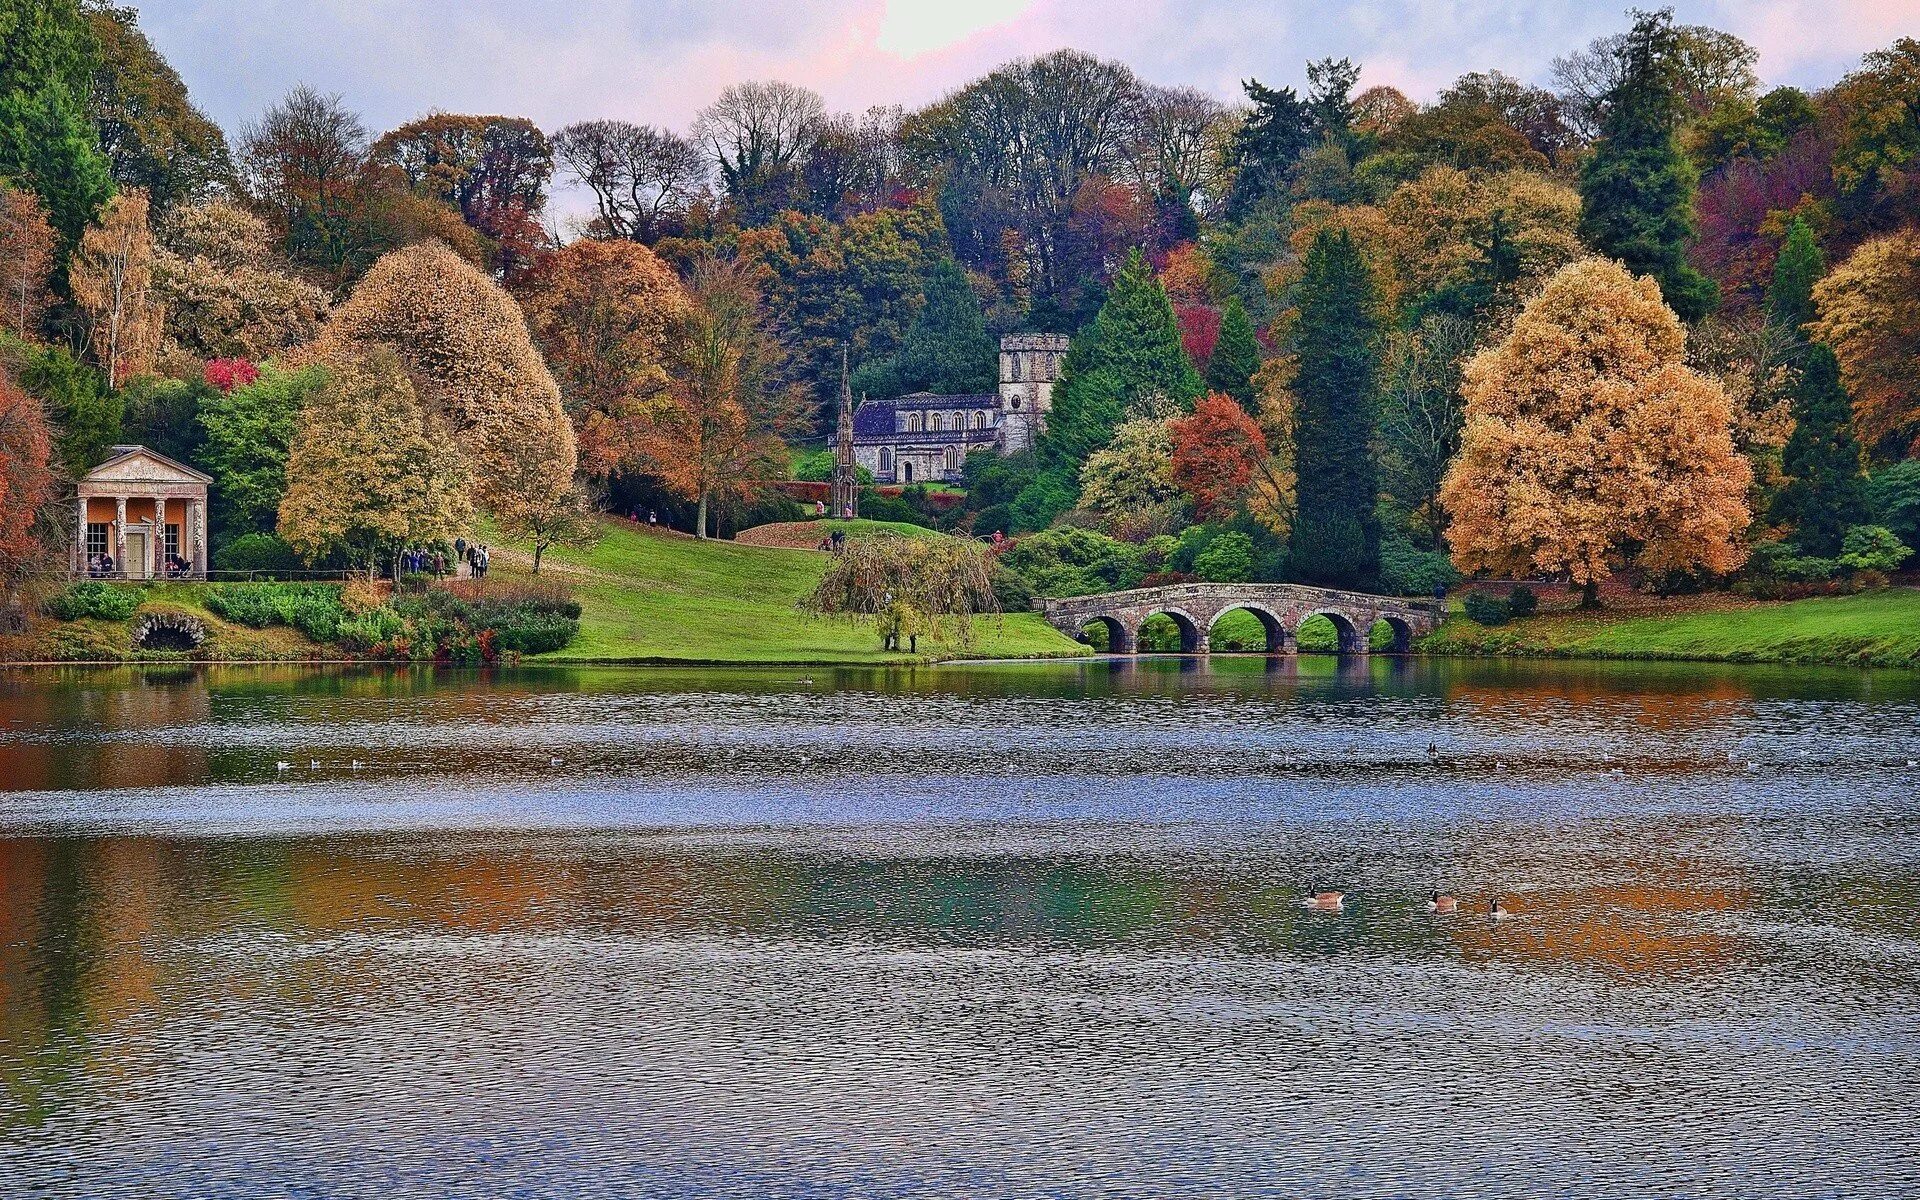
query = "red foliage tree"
(0, 375, 58, 588)
(1175, 302, 1221, 370)
(203, 358, 261, 393)
(1170, 392, 1268, 518)
(1691, 129, 1837, 309)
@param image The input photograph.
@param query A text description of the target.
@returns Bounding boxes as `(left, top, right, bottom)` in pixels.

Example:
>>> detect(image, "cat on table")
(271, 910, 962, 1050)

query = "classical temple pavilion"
(72, 445, 212, 579)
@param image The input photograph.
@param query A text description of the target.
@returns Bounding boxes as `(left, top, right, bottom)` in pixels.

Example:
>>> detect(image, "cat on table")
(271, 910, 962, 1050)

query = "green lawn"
(525, 519, 1084, 664)
(1420, 589, 1920, 668)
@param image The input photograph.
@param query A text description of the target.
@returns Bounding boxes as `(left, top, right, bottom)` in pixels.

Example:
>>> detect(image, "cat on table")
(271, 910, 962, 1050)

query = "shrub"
(1506, 585, 1538, 617)
(858, 490, 936, 528)
(204, 583, 348, 641)
(1838, 525, 1912, 574)
(972, 504, 1013, 536)
(1379, 535, 1458, 596)
(791, 448, 872, 485)
(998, 528, 1144, 598)
(1194, 530, 1255, 582)
(1462, 591, 1510, 626)
(989, 564, 1035, 613)
(334, 608, 406, 652)
(213, 533, 304, 577)
(1867, 461, 1920, 554)
(44, 582, 144, 621)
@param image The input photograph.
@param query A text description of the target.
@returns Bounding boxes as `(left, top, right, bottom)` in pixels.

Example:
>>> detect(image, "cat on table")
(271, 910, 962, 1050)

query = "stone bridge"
(1041, 583, 1446, 655)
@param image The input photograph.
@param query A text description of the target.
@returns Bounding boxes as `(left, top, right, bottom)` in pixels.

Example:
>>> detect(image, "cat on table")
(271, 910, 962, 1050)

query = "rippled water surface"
(2, 658, 1919, 1198)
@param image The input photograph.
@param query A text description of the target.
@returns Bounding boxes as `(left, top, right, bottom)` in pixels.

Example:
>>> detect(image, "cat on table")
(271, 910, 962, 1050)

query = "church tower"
(829, 346, 859, 519)
(996, 334, 1070, 452)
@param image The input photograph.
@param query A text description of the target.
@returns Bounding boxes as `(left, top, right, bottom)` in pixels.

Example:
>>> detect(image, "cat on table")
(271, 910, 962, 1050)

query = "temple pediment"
(81, 446, 214, 488)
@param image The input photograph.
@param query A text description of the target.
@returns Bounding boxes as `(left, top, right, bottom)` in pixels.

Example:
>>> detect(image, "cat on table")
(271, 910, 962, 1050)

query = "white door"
(124, 531, 150, 579)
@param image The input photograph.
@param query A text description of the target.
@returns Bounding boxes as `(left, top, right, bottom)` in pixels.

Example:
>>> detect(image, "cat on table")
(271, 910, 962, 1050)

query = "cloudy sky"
(139, 0, 1918, 224)
(141, 0, 1919, 140)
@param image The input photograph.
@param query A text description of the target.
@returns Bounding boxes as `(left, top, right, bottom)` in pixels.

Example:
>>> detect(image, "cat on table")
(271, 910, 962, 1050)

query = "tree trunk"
(1579, 578, 1601, 609)
(696, 491, 710, 539)
(532, 544, 544, 575)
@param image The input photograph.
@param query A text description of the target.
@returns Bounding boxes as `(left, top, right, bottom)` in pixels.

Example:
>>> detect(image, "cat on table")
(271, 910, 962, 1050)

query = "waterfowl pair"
(1430, 891, 1511, 920)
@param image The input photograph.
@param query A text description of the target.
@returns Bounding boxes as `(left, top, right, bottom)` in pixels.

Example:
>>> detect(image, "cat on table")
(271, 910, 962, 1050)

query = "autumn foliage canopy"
(1441, 259, 1753, 586)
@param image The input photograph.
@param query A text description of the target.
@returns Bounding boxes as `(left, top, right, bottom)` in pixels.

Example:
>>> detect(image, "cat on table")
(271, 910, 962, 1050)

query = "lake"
(1, 658, 1918, 1198)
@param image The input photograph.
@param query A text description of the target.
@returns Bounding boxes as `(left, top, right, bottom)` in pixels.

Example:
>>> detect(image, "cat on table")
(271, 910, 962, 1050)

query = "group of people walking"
(398, 540, 491, 579)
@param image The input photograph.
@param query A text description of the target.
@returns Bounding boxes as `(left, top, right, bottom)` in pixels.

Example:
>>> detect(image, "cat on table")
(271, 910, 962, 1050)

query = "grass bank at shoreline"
(8, 519, 1919, 669)
(1418, 589, 1920, 669)
(518, 519, 1082, 665)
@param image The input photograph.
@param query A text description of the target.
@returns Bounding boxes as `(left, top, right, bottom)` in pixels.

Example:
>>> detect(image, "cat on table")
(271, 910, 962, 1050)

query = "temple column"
(154, 496, 167, 575)
(114, 496, 127, 574)
(192, 499, 207, 576)
(75, 495, 88, 573)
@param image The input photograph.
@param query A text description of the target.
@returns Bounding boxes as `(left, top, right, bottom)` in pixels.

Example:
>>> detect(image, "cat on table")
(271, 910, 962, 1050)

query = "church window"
(904, 412, 922, 432)
(879, 447, 894, 474)
(944, 446, 961, 471)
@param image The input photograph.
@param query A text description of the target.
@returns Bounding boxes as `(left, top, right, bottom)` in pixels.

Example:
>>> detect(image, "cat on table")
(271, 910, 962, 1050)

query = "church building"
(851, 334, 1068, 485)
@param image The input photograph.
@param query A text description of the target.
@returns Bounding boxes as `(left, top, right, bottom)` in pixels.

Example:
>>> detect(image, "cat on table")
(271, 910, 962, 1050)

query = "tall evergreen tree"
(1288, 229, 1382, 587)
(1577, 9, 1718, 322)
(1040, 249, 1202, 473)
(1765, 215, 1867, 556)
(855, 259, 996, 399)
(1205, 296, 1260, 406)
(1225, 79, 1313, 217)
(0, 0, 113, 253)
(1013, 249, 1200, 528)
(1773, 344, 1868, 557)
(1766, 217, 1822, 333)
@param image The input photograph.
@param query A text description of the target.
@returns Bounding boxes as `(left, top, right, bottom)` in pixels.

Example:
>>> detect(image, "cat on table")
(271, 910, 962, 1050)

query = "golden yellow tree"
(153, 199, 331, 363)
(1440, 258, 1752, 603)
(70, 189, 162, 388)
(277, 347, 473, 569)
(1810, 228, 1920, 455)
(1377, 166, 1585, 316)
(310, 239, 576, 509)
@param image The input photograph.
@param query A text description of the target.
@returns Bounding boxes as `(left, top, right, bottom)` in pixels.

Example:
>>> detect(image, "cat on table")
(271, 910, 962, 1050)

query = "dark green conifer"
(1205, 297, 1261, 406)
(0, 0, 114, 253)
(1774, 345, 1868, 558)
(1577, 9, 1718, 322)
(1287, 229, 1381, 588)
(1766, 217, 1823, 333)
(857, 259, 997, 398)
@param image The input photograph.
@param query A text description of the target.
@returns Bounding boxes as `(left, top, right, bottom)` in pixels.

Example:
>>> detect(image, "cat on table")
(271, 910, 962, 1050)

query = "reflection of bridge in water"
(1041, 583, 1446, 655)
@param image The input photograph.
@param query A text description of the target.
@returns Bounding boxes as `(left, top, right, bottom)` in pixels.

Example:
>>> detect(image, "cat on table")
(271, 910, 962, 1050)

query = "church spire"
(830, 345, 858, 520)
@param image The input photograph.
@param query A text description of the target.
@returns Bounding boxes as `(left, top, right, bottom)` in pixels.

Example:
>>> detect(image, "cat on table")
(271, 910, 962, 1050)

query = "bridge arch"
(1371, 614, 1416, 654)
(1208, 604, 1289, 653)
(1301, 609, 1367, 654)
(1137, 607, 1205, 654)
(1074, 614, 1134, 655)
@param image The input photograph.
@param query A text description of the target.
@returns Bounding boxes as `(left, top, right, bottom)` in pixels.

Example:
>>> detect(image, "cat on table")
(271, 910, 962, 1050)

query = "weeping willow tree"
(802, 535, 1000, 652)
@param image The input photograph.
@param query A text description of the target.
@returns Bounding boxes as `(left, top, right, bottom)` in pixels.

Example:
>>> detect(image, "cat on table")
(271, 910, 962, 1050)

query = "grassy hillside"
(520, 519, 1084, 664)
(1420, 589, 1920, 668)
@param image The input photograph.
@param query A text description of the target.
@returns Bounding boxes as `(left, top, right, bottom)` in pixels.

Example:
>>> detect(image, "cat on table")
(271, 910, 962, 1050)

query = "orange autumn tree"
(0, 374, 58, 592)
(1439, 258, 1752, 604)
(70, 189, 162, 388)
(638, 259, 808, 539)
(517, 238, 688, 479)
(1810, 228, 1920, 455)
(0, 185, 56, 340)
(1170, 392, 1269, 519)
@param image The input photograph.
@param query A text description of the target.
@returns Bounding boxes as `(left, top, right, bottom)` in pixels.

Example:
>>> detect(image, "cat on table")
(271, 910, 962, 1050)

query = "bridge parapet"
(1040, 583, 1444, 655)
